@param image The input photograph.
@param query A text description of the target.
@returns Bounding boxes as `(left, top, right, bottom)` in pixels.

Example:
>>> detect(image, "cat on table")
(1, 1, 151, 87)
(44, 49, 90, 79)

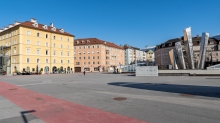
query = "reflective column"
(184, 27, 195, 69)
(175, 42, 186, 69)
(198, 32, 209, 69)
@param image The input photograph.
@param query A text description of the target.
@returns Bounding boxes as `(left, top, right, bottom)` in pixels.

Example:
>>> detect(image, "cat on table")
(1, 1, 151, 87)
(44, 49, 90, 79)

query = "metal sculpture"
(184, 27, 195, 69)
(169, 49, 178, 69)
(198, 32, 209, 69)
(175, 42, 186, 69)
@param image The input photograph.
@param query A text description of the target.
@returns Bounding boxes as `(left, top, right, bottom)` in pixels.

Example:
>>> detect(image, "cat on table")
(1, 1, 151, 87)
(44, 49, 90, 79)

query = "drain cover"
(113, 97, 127, 101)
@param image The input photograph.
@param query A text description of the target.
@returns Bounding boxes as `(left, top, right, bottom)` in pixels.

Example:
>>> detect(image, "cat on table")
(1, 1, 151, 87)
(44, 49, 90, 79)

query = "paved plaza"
(0, 73, 220, 123)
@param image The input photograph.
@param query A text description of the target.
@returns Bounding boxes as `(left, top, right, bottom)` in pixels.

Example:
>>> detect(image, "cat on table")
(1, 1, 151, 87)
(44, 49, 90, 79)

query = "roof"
(0, 20, 74, 37)
(20, 21, 74, 37)
(74, 38, 124, 49)
(212, 35, 220, 40)
(165, 38, 182, 43)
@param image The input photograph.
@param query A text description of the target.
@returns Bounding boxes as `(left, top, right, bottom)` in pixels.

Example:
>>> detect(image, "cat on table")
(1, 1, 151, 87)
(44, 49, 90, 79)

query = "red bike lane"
(0, 81, 149, 123)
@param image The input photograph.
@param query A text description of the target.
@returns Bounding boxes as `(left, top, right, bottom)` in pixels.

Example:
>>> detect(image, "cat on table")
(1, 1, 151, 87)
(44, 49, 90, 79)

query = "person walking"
(83, 70, 86, 75)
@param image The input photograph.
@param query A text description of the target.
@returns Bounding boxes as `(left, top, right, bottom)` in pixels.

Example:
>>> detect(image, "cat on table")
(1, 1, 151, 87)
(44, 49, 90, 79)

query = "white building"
(124, 48, 132, 65)
(135, 50, 146, 63)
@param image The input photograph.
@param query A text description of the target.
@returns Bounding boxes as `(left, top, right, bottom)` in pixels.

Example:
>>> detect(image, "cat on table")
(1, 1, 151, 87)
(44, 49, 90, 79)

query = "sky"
(0, 0, 219, 49)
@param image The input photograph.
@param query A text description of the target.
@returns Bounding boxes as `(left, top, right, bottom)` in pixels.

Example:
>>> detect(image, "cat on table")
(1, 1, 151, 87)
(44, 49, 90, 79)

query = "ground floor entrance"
(75, 67, 81, 72)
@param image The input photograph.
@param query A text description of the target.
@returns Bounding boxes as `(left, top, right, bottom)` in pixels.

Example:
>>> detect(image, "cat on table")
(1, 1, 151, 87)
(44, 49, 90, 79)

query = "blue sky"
(0, 0, 219, 49)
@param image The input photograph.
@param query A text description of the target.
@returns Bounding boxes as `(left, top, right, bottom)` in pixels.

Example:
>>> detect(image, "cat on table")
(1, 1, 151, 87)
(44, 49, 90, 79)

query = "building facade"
(124, 48, 132, 65)
(74, 38, 124, 72)
(0, 18, 74, 75)
(124, 45, 146, 65)
(146, 50, 155, 66)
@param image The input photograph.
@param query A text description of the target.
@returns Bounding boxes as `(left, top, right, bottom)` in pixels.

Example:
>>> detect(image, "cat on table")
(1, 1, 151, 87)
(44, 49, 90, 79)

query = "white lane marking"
(17, 82, 53, 87)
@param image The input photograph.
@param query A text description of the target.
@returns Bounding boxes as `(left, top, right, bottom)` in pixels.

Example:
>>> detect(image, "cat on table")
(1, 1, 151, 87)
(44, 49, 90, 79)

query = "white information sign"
(136, 66, 158, 76)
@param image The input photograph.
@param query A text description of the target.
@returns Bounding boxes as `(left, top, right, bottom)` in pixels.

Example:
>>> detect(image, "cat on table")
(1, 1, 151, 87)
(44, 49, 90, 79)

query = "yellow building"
(0, 18, 74, 75)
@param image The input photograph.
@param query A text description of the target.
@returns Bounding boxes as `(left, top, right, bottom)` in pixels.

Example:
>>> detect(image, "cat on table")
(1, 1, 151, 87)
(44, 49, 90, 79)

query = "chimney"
(14, 21, 21, 26)
(50, 23, 54, 27)
(196, 34, 199, 38)
(30, 18, 37, 23)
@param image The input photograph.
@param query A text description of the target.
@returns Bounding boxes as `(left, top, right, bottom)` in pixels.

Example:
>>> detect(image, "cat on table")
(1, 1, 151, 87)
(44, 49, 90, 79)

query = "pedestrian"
(83, 71, 85, 75)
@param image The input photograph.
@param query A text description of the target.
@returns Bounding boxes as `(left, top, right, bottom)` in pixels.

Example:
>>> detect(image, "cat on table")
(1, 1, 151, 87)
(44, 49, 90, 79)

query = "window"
(94, 67, 99, 71)
(61, 60, 63, 63)
(61, 45, 63, 48)
(27, 40, 30, 44)
(14, 30, 17, 35)
(68, 60, 70, 63)
(67, 38, 69, 42)
(68, 45, 69, 49)
(14, 47, 16, 54)
(88, 46, 90, 48)
(84, 57, 86, 59)
(14, 58, 16, 63)
(37, 33, 40, 37)
(97, 45, 99, 48)
(79, 57, 81, 60)
(97, 62, 99, 64)
(46, 50, 48, 55)
(27, 58, 30, 63)
(76, 62, 80, 65)
(27, 31, 30, 35)
(54, 59, 56, 63)
(46, 59, 48, 63)
(61, 52, 63, 56)
(88, 56, 90, 59)
(93, 56, 95, 59)
(46, 34, 48, 38)
(84, 62, 86, 65)
(26, 48, 30, 54)
(37, 41, 40, 45)
(14, 40, 16, 44)
(74, 57, 76, 60)
(84, 68, 90, 71)
(46, 42, 48, 46)
(67, 52, 70, 56)
(54, 51, 56, 55)
(88, 62, 90, 64)
(93, 45, 94, 48)
(61, 37, 62, 41)
(93, 62, 95, 64)
(97, 56, 99, 59)
(54, 43, 56, 47)
(54, 36, 56, 40)
(37, 49, 40, 54)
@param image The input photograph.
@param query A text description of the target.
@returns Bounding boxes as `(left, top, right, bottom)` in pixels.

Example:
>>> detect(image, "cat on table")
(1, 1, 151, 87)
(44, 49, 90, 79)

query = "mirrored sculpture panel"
(175, 42, 186, 69)
(183, 27, 195, 69)
(198, 32, 209, 69)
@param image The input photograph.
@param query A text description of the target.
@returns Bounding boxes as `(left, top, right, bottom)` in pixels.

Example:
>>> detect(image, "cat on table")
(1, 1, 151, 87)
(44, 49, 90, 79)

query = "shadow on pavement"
(20, 110, 36, 123)
(108, 82, 220, 98)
